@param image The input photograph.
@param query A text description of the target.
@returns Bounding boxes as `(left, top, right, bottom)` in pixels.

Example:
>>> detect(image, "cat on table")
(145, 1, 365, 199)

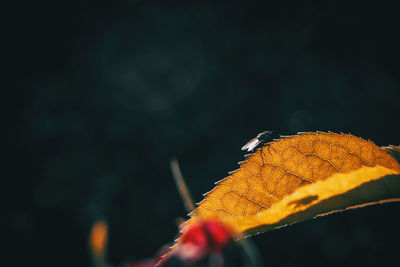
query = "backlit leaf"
(216, 166, 399, 236)
(187, 132, 400, 237)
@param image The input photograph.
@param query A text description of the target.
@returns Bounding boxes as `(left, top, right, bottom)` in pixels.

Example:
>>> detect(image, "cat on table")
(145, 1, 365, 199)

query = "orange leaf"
(217, 166, 399, 236)
(187, 132, 400, 236)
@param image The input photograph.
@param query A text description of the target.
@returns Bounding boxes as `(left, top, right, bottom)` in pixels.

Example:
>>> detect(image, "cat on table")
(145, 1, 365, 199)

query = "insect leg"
(259, 146, 265, 164)
(267, 145, 272, 156)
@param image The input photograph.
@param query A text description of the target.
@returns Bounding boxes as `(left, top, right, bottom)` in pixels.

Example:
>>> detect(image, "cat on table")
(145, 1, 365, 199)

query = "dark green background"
(5, 0, 400, 266)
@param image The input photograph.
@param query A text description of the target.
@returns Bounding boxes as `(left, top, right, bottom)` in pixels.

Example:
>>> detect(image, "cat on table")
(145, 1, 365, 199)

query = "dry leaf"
(187, 132, 400, 237)
(218, 166, 399, 236)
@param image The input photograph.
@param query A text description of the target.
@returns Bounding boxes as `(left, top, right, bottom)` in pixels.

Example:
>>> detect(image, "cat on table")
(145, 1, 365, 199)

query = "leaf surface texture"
(189, 132, 400, 236)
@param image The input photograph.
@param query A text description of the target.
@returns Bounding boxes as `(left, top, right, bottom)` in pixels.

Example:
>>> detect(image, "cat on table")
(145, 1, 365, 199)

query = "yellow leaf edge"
(189, 166, 400, 238)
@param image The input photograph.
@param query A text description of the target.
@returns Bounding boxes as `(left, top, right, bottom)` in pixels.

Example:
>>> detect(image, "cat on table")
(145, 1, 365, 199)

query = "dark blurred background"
(4, 0, 400, 266)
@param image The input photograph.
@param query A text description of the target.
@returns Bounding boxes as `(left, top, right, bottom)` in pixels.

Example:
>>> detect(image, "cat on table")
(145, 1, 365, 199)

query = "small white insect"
(241, 131, 272, 152)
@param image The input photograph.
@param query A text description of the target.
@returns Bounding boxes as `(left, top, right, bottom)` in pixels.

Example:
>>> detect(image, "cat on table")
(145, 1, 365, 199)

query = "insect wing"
(241, 138, 261, 152)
